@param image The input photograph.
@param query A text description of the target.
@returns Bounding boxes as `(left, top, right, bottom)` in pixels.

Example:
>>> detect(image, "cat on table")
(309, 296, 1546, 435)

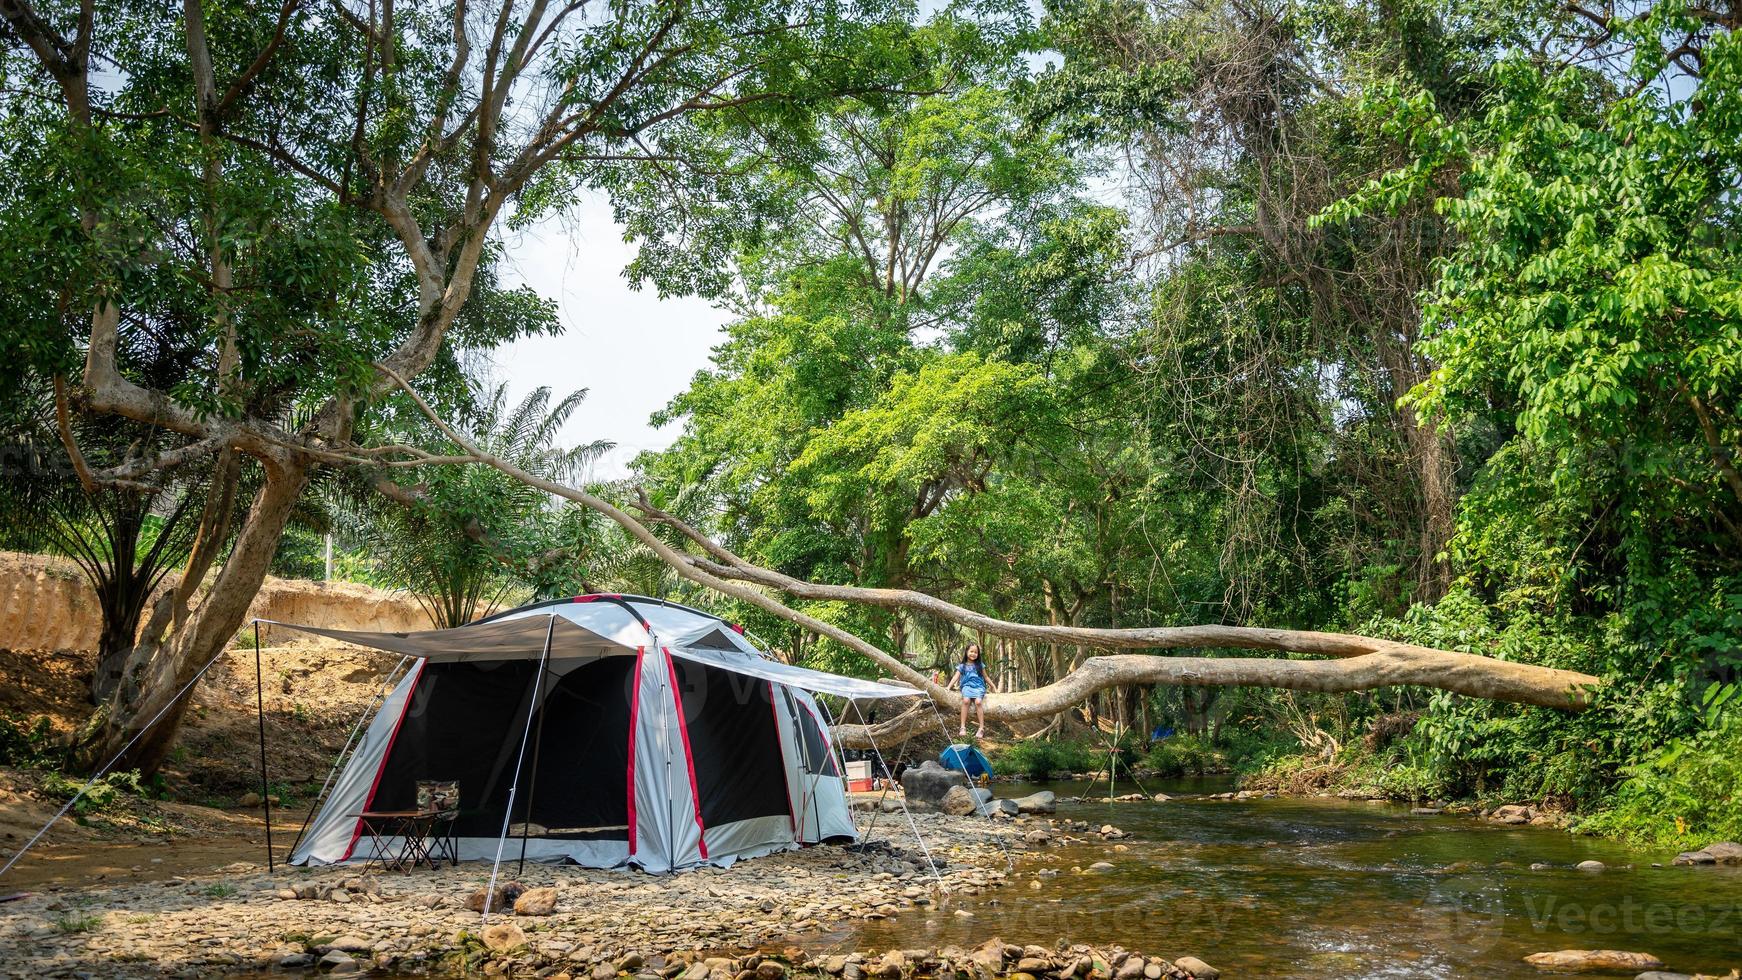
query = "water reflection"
(824, 780, 1742, 979)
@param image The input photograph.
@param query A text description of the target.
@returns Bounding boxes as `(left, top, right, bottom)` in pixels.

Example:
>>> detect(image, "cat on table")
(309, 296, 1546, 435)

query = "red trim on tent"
(663, 648, 709, 860)
(626, 646, 645, 856)
(341, 659, 425, 862)
(767, 681, 797, 832)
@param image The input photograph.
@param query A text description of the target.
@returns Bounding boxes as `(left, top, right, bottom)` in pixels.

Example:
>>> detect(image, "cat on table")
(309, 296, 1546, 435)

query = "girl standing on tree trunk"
(948, 643, 990, 737)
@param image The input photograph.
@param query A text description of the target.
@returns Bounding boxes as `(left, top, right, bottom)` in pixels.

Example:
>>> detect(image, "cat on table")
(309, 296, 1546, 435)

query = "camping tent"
(281, 594, 918, 873)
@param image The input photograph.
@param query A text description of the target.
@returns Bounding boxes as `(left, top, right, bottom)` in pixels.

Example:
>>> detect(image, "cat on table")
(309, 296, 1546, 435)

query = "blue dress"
(956, 661, 988, 700)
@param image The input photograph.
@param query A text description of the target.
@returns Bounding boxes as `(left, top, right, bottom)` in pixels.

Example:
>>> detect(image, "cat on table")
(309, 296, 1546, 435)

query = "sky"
(488, 191, 728, 480)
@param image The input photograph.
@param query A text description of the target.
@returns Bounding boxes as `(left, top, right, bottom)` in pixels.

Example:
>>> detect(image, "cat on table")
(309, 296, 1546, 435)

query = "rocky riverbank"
(0, 811, 1212, 979)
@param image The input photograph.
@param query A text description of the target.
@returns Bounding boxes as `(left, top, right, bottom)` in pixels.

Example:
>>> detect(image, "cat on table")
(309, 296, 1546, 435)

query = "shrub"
(1579, 685, 1742, 847)
(39, 769, 148, 817)
(1143, 735, 1223, 777)
(994, 740, 1062, 780)
(991, 738, 1118, 780)
(0, 714, 59, 767)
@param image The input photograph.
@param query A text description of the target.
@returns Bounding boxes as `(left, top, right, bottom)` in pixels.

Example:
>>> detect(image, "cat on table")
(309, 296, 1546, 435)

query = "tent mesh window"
(790, 695, 841, 777)
(669, 659, 791, 827)
(369, 657, 635, 840)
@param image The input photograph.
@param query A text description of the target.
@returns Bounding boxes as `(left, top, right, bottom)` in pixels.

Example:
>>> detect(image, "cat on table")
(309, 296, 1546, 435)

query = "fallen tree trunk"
(376, 364, 1604, 746)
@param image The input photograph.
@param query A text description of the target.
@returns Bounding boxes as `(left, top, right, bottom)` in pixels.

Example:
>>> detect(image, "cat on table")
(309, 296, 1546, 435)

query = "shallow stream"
(823, 779, 1742, 978)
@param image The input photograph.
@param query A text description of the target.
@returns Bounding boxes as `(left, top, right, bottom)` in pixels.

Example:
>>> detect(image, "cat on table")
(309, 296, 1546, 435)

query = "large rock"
(480, 922, 527, 952)
(1522, 950, 1663, 972)
(1702, 841, 1742, 864)
(513, 886, 558, 916)
(465, 881, 527, 913)
(1173, 956, 1219, 979)
(1014, 791, 1056, 814)
(941, 785, 982, 816)
(901, 761, 970, 809)
(1673, 850, 1717, 866)
(1489, 804, 1535, 825)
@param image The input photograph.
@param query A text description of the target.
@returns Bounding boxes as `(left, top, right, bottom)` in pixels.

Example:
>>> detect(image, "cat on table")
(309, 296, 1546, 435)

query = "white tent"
(282, 594, 917, 873)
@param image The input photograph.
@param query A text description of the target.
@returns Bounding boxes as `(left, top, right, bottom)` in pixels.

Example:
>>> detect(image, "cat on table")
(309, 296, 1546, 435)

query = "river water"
(821, 779, 1742, 978)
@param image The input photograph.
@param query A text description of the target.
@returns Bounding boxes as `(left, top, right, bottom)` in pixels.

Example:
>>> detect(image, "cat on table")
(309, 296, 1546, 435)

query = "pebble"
(0, 811, 1208, 979)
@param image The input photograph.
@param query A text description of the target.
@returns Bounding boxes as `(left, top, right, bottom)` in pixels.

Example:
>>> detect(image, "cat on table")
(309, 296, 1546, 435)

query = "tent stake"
(255, 621, 274, 873)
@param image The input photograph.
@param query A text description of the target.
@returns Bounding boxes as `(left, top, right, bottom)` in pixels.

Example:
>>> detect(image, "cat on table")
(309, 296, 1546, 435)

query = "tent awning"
(257, 615, 921, 700)
(258, 616, 625, 662)
(665, 646, 919, 700)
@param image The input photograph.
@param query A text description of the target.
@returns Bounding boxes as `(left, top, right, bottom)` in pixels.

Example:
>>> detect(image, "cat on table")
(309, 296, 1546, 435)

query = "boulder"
(1115, 956, 1147, 980)
(1672, 851, 1717, 866)
(480, 923, 527, 952)
(1173, 956, 1218, 979)
(1489, 804, 1535, 825)
(465, 881, 527, 913)
(941, 785, 982, 816)
(327, 936, 373, 954)
(514, 886, 558, 916)
(968, 940, 1006, 975)
(1087, 861, 1115, 873)
(1522, 950, 1663, 972)
(1014, 791, 1056, 814)
(1702, 841, 1742, 864)
(1023, 830, 1052, 847)
(1575, 860, 1606, 871)
(900, 761, 970, 809)
(992, 798, 1020, 816)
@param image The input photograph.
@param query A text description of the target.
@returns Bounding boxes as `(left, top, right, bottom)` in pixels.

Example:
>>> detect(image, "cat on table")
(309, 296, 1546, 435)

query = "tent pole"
(255, 621, 274, 873)
(482, 614, 555, 923)
(517, 654, 553, 876)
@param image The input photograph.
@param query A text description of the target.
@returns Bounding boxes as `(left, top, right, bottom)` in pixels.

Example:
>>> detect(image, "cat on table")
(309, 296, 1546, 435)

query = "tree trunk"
(75, 464, 308, 775)
(91, 598, 143, 705)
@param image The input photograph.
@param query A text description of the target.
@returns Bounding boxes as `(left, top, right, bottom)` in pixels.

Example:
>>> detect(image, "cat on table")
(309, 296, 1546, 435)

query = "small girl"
(947, 643, 990, 737)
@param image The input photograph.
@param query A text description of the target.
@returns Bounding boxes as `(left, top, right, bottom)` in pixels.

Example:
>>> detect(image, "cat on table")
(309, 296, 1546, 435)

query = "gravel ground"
(0, 812, 1042, 978)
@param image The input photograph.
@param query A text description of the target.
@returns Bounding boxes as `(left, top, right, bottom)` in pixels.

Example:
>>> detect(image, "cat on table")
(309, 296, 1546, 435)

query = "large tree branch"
(631, 491, 1556, 666)
(377, 365, 1602, 725)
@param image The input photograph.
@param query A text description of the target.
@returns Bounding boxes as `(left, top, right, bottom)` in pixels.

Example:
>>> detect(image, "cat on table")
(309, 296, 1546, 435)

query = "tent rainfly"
(279, 594, 919, 873)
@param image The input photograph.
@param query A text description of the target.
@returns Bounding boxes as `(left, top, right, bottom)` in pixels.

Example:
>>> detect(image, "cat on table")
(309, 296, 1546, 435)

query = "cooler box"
(846, 760, 874, 792)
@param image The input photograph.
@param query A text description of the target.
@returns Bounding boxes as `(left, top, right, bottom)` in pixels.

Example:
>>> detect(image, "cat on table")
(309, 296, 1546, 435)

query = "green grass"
(51, 911, 102, 934)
